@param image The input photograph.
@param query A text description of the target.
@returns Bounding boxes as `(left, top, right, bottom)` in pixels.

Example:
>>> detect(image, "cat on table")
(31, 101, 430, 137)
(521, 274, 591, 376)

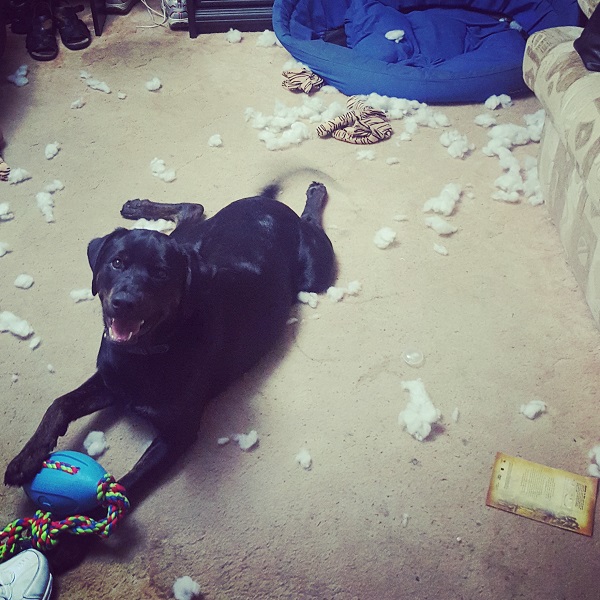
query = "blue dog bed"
(272, 0, 579, 103)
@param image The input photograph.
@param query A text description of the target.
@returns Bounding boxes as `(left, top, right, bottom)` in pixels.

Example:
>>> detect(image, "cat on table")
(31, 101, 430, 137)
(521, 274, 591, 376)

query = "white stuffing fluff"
(439, 129, 474, 159)
(0, 203, 14, 221)
(386, 157, 400, 165)
(373, 227, 397, 249)
(85, 79, 111, 93)
(398, 379, 441, 442)
(70, 98, 85, 109)
(423, 183, 462, 216)
(173, 576, 201, 600)
(425, 216, 458, 236)
(208, 134, 223, 147)
(357, 149, 376, 161)
(45, 142, 60, 160)
(14, 274, 34, 289)
(7, 168, 32, 184)
(297, 291, 318, 308)
(484, 94, 512, 110)
(36, 192, 55, 223)
(11, 373, 19, 383)
(80, 70, 91, 79)
(519, 399, 547, 419)
(587, 446, 600, 478)
(0, 242, 11, 257)
(132, 218, 174, 232)
(29, 336, 41, 350)
(385, 30, 405, 42)
(7, 64, 29, 87)
(145, 77, 162, 91)
(295, 448, 312, 469)
(44, 180, 64, 193)
(150, 158, 177, 183)
(452, 407, 460, 423)
(0, 311, 33, 339)
(401, 513, 409, 527)
(70, 288, 94, 302)
(217, 437, 230, 445)
(433, 243, 448, 256)
(393, 214, 409, 222)
(245, 97, 345, 150)
(326, 281, 361, 302)
(232, 430, 259, 451)
(47, 364, 55, 374)
(256, 29, 281, 47)
(286, 317, 299, 325)
(474, 113, 497, 128)
(225, 28, 243, 43)
(117, 92, 127, 100)
(83, 431, 108, 457)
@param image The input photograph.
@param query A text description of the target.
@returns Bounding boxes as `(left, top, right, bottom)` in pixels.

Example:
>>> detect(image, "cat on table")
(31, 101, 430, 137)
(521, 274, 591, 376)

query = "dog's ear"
(87, 228, 126, 295)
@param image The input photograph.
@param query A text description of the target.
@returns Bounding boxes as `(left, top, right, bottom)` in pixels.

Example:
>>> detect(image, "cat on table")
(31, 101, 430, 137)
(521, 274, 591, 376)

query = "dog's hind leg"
(120, 199, 205, 225)
(297, 182, 337, 292)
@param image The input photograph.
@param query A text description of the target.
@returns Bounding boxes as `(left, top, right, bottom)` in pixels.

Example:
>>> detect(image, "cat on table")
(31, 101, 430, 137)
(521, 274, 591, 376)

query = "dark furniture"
(187, 0, 274, 38)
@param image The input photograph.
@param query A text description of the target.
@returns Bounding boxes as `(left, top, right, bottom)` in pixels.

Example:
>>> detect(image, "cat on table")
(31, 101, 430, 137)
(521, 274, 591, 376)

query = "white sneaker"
(162, 0, 187, 29)
(0, 550, 52, 600)
(104, 0, 139, 14)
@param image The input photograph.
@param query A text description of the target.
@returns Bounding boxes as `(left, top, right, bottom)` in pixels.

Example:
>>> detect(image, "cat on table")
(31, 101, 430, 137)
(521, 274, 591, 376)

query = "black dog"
(4, 182, 335, 505)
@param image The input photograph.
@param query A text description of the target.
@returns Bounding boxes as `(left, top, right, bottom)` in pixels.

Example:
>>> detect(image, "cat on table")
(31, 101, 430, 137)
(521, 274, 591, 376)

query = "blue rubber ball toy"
(23, 450, 108, 517)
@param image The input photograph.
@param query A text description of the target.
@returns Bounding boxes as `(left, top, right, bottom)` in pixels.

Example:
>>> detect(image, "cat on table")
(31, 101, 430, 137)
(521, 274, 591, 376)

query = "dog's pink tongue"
(109, 319, 142, 342)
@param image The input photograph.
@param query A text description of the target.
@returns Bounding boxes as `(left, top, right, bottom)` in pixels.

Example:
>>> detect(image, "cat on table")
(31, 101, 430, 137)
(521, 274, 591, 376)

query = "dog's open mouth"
(107, 318, 145, 343)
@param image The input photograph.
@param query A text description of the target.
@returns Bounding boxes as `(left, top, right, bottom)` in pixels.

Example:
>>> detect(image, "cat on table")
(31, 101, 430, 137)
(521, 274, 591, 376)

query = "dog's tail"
(260, 183, 281, 200)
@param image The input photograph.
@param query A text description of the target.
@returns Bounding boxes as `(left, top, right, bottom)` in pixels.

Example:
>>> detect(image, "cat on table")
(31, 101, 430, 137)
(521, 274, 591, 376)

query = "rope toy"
(316, 96, 393, 144)
(0, 456, 129, 562)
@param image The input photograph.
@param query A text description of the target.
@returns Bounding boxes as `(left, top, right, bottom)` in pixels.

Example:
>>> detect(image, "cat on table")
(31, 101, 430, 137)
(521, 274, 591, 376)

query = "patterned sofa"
(523, 0, 600, 326)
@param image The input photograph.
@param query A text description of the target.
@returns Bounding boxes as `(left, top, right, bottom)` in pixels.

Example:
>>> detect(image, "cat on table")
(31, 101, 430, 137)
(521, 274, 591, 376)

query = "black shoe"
(8, 0, 33, 34)
(25, 1, 58, 61)
(574, 5, 600, 71)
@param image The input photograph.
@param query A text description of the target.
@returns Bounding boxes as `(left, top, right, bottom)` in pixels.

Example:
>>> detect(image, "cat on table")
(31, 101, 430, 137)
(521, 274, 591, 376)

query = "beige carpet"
(2, 7, 600, 599)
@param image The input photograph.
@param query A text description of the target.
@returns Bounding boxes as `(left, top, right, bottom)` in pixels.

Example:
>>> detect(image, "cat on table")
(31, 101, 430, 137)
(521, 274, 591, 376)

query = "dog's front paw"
(4, 451, 47, 486)
(120, 198, 152, 219)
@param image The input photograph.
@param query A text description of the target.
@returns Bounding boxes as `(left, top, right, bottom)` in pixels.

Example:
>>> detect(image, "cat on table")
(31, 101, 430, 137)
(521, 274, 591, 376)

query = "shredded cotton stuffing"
(0, 203, 14, 221)
(0, 242, 11, 257)
(385, 29, 405, 42)
(7, 168, 31, 184)
(208, 134, 223, 147)
(452, 408, 460, 423)
(425, 216, 457, 236)
(0, 311, 33, 339)
(47, 364, 55, 374)
(14, 274, 34, 289)
(357, 149, 375, 161)
(423, 183, 462, 216)
(83, 431, 108, 457)
(474, 113, 497, 128)
(118, 92, 127, 100)
(29, 336, 41, 350)
(217, 437, 230, 445)
(225, 28, 242, 43)
(232, 430, 259, 451)
(173, 576, 201, 600)
(36, 192, 55, 223)
(386, 157, 400, 165)
(439, 130, 474, 159)
(297, 291, 318, 308)
(150, 158, 176, 183)
(373, 227, 397, 249)
(145, 77, 162, 91)
(70, 98, 85, 109)
(484, 94, 512, 109)
(132, 218, 174, 232)
(295, 448, 312, 469)
(256, 29, 280, 47)
(519, 399, 547, 419)
(401, 513, 409, 527)
(433, 243, 448, 256)
(588, 446, 600, 478)
(44, 142, 60, 160)
(85, 78, 111, 93)
(7, 64, 28, 87)
(44, 180, 64, 193)
(398, 379, 441, 442)
(70, 288, 94, 302)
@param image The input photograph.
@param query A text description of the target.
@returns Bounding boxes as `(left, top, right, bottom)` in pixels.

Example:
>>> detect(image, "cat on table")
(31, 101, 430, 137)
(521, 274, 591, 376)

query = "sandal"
(25, 2, 58, 61)
(54, 3, 91, 51)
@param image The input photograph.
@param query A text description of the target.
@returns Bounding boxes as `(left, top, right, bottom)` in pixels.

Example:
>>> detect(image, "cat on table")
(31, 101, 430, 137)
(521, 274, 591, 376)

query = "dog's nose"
(110, 292, 138, 312)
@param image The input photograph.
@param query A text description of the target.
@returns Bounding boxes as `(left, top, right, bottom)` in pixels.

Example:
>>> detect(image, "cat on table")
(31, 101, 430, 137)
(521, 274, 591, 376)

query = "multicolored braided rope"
(0, 472, 129, 562)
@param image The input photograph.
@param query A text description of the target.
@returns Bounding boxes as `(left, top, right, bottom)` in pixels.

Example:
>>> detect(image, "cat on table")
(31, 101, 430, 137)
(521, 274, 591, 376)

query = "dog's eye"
(111, 258, 124, 270)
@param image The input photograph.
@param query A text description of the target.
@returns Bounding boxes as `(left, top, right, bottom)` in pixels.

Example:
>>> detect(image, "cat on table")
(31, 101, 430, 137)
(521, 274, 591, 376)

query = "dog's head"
(88, 228, 190, 347)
